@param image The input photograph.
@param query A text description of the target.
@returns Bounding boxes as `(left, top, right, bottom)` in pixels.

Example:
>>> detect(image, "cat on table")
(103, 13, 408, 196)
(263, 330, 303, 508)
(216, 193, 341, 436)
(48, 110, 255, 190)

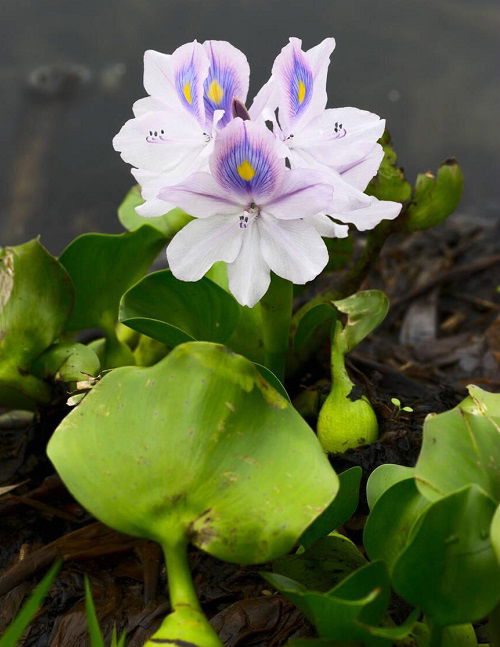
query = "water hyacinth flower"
(250, 37, 401, 231)
(160, 118, 333, 308)
(113, 40, 250, 216)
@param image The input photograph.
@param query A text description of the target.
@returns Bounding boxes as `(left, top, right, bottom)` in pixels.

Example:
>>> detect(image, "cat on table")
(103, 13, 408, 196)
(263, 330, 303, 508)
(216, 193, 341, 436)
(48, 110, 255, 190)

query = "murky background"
(1, 0, 499, 253)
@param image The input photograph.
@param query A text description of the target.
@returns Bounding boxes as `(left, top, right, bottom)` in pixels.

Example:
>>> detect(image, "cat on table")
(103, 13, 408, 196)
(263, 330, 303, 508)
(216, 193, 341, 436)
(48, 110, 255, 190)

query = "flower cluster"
(113, 38, 401, 307)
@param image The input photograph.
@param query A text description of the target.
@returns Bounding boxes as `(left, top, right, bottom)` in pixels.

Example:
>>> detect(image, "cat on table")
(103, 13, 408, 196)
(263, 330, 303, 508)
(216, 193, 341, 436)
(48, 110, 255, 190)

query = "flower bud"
(404, 159, 463, 232)
(317, 322, 378, 453)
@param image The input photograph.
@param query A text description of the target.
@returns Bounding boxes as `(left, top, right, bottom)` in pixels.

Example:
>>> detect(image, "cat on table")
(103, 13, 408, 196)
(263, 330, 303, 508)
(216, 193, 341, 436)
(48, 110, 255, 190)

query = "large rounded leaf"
(59, 226, 166, 332)
(0, 239, 74, 408)
(47, 342, 338, 564)
(364, 478, 430, 573)
(415, 404, 500, 503)
(119, 270, 240, 347)
(393, 485, 500, 624)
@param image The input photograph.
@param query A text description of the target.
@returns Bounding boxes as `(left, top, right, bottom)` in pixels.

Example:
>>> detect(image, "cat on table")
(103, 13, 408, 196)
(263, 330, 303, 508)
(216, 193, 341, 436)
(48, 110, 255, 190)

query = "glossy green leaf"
(60, 226, 166, 333)
(364, 478, 430, 573)
(393, 485, 500, 625)
(118, 184, 191, 237)
(32, 342, 100, 382)
(366, 463, 414, 509)
(0, 239, 74, 408)
(0, 561, 61, 647)
(48, 342, 338, 646)
(301, 467, 362, 548)
(459, 384, 500, 423)
(264, 561, 396, 645)
(405, 159, 464, 232)
(273, 532, 366, 592)
(119, 270, 240, 346)
(332, 290, 389, 354)
(254, 363, 290, 401)
(415, 405, 500, 503)
(294, 304, 337, 349)
(366, 133, 412, 203)
(491, 503, 500, 565)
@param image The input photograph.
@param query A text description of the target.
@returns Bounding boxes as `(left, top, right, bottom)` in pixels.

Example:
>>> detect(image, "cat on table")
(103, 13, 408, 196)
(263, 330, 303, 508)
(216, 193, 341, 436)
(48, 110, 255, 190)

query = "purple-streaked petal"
(143, 43, 209, 125)
(113, 110, 206, 172)
(308, 213, 349, 238)
(339, 143, 385, 191)
(262, 168, 332, 220)
(329, 196, 401, 230)
(202, 40, 250, 128)
(258, 214, 328, 284)
(227, 224, 270, 307)
(167, 215, 243, 281)
(272, 37, 313, 137)
(158, 172, 243, 217)
(210, 118, 285, 202)
(272, 37, 335, 137)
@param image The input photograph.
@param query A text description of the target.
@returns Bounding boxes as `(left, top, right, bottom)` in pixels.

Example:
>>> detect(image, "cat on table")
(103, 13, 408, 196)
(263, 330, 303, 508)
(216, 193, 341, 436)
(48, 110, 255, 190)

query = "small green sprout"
(390, 397, 414, 414)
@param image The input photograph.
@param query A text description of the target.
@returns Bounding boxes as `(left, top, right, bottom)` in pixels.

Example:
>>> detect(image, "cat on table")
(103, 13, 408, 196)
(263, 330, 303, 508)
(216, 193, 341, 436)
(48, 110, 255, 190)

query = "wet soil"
(0, 215, 499, 645)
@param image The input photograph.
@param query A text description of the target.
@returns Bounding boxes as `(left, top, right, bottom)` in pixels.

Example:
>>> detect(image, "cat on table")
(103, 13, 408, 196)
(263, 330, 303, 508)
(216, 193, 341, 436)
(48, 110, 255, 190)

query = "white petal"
(248, 77, 280, 123)
(227, 224, 271, 307)
(340, 144, 385, 191)
(258, 214, 328, 284)
(159, 172, 243, 218)
(113, 110, 205, 172)
(167, 215, 243, 281)
(330, 196, 402, 230)
(263, 169, 332, 220)
(308, 213, 349, 238)
(133, 96, 168, 117)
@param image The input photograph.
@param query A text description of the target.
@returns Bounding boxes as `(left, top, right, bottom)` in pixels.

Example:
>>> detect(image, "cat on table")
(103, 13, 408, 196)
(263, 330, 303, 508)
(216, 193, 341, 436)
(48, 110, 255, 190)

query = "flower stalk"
(259, 274, 293, 382)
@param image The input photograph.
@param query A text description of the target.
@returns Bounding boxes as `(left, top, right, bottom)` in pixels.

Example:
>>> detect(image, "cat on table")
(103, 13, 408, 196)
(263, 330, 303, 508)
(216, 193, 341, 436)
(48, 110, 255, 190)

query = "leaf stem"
(259, 274, 293, 382)
(489, 602, 500, 647)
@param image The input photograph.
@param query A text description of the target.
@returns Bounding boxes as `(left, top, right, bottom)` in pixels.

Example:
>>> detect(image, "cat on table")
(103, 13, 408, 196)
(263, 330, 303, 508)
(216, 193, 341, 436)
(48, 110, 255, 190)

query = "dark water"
(1, 0, 499, 253)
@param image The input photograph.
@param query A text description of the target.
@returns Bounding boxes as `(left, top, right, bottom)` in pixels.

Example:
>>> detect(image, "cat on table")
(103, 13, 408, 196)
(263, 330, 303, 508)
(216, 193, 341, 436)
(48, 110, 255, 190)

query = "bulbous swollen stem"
(144, 538, 222, 647)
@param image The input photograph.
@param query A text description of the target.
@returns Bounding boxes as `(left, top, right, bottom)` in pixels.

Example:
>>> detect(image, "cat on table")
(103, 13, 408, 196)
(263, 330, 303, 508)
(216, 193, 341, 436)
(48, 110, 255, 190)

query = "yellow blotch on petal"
(183, 82, 192, 104)
(298, 79, 307, 104)
(237, 160, 256, 181)
(207, 79, 224, 104)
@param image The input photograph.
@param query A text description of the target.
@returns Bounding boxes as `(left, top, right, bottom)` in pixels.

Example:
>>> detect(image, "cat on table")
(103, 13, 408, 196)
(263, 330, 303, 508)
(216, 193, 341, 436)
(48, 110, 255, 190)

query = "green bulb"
(317, 322, 378, 454)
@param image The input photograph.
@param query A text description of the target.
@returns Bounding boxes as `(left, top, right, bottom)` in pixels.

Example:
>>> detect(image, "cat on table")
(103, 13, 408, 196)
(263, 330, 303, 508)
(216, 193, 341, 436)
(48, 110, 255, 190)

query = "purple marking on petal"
(203, 41, 250, 128)
(277, 41, 313, 131)
(171, 41, 209, 125)
(210, 118, 284, 201)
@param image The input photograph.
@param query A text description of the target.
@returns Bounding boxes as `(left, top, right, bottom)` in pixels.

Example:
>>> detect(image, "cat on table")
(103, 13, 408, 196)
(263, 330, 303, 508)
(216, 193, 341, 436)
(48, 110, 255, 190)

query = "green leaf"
(366, 133, 412, 203)
(301, 467, 362, 548)
(264, 561, 395, 645)
(364, 478, 430, 573)
(332, 290, 389, 353)
(294, 304, 337, 349)
(119, 269, 240, 346)
(273, 532, 366, 592)
(32, 342, 100, 382)
(0, 561, 61, 647)
(415, 406, 500, 503)
(118, 184, 191, 237)
(60, 226, 166, 333)
(48, 342, 338, 645)
(459, 384, 500, 423)
(366, 463, 414, 509)
(0, 240, 74, 409)
(84, 576, 105, 647)
(393, 485, 500, 625)
(254, 363, 290, 401)
(491, 503, 500, 565)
